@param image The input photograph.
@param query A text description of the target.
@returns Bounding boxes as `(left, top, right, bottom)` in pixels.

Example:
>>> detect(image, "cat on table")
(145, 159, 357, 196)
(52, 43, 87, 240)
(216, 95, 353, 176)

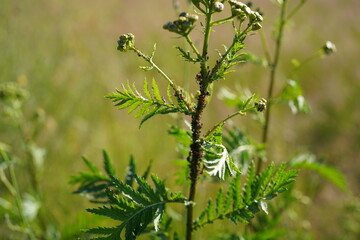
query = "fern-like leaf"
(106, 79, 190, 127)
(72, 152, 186, 240)
(193, 163, 297, 230)
(175, 46, 200, 63)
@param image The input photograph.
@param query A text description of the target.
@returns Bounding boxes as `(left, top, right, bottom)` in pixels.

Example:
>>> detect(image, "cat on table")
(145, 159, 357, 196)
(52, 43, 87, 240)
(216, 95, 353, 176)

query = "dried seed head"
(117, 33, 135, 52)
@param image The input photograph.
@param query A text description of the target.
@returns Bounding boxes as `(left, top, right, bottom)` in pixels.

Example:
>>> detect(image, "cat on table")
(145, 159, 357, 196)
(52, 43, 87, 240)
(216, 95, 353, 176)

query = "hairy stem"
(257, 0, 288, 174)
(186, 4, 213, 240)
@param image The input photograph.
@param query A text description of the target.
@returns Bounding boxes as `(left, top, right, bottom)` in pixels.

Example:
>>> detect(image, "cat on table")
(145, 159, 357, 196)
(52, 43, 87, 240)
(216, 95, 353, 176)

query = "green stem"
(289, 50, 322, 78)
(211, 16, 234, 26)
(258, 0, 288, 174)
(185, 34, 201, 59)
(287, 0, 308, 20)
(259, 29, 272, 64)
(204, 111, 246, 138)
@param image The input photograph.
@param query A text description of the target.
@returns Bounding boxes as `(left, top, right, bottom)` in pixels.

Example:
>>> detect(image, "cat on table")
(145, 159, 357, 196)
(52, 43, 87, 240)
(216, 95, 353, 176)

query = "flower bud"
(249, 11, 263, 22)
(322, 41, 336, 55)
(214, 2, 225, 12)
(187, 14, 199, 24)
(255, 98, 267, 112)
(117, 33, 135, 52)
(168, 23, 177, 31)
(179, 16, 187, 23)
(249, 11, 257, 22)
(163, 22, 172, 30)
(179, 12, 188, 17)
(242, 5, 252, 15)
(229, 0, 245, 8)
(251, 22, 262, 31)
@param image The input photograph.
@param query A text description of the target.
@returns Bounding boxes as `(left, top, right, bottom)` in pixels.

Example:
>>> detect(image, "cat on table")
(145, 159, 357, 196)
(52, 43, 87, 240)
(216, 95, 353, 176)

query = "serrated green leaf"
(139, 105, 162, 127)
(289, 153, 347, 192)
(143, 79, 152, 99)
(125, 155, 136, 186)
(135, 176, 160, 202)
(82, 156, 101, 174)
(216, 188, 224, 216)
(151, 78, 164, 104)
(127, 101, 143, 114)
(167, 85, 174, 105)
(103, 150, 115, 177)
(175, 46, 199, 63)
(133, 102, 152, 118)
(151, 174, 167, 199)
(193, 163, 297, 230)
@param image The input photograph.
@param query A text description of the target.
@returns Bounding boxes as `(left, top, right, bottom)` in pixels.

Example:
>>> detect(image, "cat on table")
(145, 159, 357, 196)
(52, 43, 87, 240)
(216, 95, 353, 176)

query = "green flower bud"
(187, 14, 199, 24)
(242, 5, 252, 15)
(163, 22, 172, 30)
(255, 98, 267, 112)
(214, 2, 225, 12)
(229, 0, 245, 8)
(246, 1, 253, 8)
(178, 16, 187, 23)
(179, 12, 188, 17)
(322, 41, 336, 55)
(249, 11, 263, 22)
(168, 23, 177, 31)
(249, 11, 257, 22)
(117, 33, 135, 52)
(251, 22, 262, 31)
(231, 7, 242, 16)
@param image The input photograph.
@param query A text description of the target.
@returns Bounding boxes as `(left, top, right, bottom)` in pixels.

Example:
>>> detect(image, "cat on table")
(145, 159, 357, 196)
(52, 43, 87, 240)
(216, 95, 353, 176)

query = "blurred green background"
(1, 0, 359, 239)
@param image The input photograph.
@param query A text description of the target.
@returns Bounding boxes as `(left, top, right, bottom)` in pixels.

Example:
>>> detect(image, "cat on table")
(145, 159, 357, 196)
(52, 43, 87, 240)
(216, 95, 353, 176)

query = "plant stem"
(0, 151, 37, 240)
(186, 5, 213, 240)
(257, 0, 288, 174)
(185, 35, 201, 59)
(287, 0, 308, 20)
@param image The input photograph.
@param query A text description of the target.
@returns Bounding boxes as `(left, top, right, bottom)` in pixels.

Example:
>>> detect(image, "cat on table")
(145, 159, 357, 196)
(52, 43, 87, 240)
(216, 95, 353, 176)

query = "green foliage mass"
(71, 151, 186, 240)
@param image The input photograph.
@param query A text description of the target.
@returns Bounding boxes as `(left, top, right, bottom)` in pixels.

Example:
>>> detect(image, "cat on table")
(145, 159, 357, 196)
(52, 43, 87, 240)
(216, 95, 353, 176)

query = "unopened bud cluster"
(322, 41, 336, 55)
(117, 33, 135, 52)
(163, 12, 199, 35)
(229, 0, 263, 31)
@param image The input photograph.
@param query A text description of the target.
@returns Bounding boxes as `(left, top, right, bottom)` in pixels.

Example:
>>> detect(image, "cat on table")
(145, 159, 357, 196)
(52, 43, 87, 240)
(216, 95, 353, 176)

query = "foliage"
(193, 163, 297, 229)
(106, 79, 190, 127)
(71, 1, 347, 240)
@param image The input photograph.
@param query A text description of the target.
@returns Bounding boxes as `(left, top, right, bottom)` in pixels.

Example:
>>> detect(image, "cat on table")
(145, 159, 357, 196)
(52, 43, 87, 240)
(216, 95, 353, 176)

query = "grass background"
(1, 0, 359, 239)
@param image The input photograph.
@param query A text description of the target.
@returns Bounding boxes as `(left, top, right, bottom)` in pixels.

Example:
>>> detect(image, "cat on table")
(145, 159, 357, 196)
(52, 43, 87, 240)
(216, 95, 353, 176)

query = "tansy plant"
(71, 0, 343, 240)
